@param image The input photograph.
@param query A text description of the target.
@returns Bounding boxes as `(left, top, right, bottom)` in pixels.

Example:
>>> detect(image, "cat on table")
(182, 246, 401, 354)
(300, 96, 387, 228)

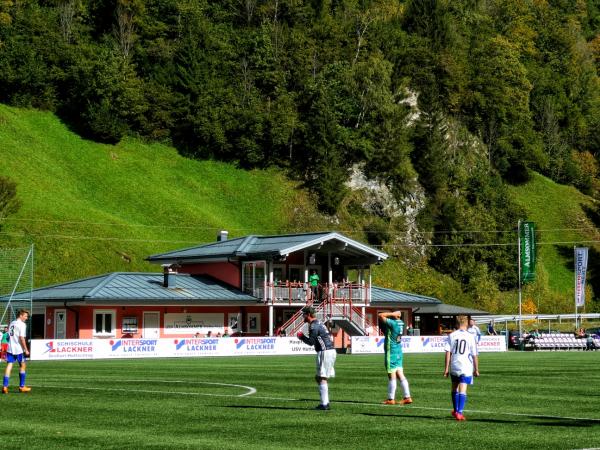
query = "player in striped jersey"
(378, 311, 412, 405)
(444, 315, 479, 421)
(297, 306, 336, 410)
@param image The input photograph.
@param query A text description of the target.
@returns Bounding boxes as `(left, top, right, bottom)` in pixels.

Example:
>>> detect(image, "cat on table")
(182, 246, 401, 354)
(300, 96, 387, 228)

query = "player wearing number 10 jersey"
(444, 315, 479, 421)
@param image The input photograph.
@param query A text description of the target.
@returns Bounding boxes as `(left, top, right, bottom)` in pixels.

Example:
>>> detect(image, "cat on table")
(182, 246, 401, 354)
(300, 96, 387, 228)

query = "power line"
(2, 229, 600, 248)
(0, 231, 199, 244)
(0, 217, 231, 231)
(3, 216, 600, 236)
(371, 240, 600, 248)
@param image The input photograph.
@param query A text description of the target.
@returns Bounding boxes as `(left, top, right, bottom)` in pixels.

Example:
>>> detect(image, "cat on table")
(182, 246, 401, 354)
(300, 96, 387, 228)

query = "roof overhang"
(280, 233, 388, 261)
(412, 304, 490, 315)
(147, 232, 388, 265)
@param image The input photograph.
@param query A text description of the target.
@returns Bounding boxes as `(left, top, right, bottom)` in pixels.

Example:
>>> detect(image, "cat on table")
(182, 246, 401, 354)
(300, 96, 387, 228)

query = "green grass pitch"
(1, 352, 599, 449)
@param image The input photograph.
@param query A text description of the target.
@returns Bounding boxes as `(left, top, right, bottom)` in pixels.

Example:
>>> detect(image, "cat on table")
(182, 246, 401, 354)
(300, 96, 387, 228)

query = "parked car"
(506, 330, 522, 349)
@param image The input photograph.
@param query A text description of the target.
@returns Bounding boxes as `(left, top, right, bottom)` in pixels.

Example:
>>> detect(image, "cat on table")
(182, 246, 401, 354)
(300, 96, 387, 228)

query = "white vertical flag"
(574, 247, 589, 307)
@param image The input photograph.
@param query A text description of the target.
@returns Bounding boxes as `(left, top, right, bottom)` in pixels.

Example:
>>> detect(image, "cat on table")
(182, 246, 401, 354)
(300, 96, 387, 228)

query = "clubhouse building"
(15, 231, 486, 348)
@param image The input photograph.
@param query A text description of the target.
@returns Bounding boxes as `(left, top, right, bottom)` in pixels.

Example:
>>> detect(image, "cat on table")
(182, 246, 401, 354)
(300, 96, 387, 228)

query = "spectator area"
(530, 333, 599, 351)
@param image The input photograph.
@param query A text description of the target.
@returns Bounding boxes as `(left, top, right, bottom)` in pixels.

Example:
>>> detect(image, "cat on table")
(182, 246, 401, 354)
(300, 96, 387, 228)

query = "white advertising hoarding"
(31, 335, 506, 360)
(350, 335, 506, 354)
(31, 337, 315, 360)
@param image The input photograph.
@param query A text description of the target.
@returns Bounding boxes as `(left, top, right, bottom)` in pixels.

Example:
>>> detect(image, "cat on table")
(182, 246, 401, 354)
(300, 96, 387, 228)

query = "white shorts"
(316, 349, 336, 378)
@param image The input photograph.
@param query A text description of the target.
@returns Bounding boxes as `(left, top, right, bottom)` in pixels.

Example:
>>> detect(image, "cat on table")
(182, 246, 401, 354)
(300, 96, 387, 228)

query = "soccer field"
(1, 352, 599, 449)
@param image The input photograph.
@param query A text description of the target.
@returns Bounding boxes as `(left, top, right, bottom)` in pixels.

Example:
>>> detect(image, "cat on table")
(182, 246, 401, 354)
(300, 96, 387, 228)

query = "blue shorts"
(451, 374, 473, 385)
(6, 353, 26, 365)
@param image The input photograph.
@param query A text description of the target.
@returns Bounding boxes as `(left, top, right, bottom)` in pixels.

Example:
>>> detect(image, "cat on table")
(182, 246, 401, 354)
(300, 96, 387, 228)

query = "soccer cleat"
(18, 386, 31, 393)
(399, 397, 413, 405)
(315, 404, 330, 410)
(382, 399, 396, 405)
(1, 387, 7, 394)
(455, 413, 466, 421)
(451, 410, 457, 418)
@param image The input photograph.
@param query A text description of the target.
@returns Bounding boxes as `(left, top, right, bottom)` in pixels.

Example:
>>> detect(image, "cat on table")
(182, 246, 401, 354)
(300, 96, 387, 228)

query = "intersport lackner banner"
(31, 336, 507, 360)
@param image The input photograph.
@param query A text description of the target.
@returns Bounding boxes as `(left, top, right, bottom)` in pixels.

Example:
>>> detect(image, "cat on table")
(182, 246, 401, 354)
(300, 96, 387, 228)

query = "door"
(143, 312, 160, 339)
(31, 314, 45, 339)
(54, 309, 66, 339)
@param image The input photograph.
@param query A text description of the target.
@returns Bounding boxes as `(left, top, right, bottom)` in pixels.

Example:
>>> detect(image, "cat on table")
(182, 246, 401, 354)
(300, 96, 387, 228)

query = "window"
(272, 265, 285, 283)
(288, 265, 303, 282)
(94, 310, 116, 337)
(242, 261, 266, 296)
(122, 316, 138, 333)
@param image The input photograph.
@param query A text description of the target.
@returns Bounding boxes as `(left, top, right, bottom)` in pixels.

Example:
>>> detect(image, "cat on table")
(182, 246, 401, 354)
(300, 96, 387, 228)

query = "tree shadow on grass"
(328, 399, 394, 406)
(360, 412, 600, 427)
(224, 405, 309, 411)
(532, 418, 600, 428)
(360, 412, 444, 421)
(453, 417, 600, 427)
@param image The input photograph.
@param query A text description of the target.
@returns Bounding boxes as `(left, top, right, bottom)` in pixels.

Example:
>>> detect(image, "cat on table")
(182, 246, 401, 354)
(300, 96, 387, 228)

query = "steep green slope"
(0, 105, 320, 285)
(370, 173, 600, 314)
(506, 173, 600, 312)
(2, 105, 599, 313)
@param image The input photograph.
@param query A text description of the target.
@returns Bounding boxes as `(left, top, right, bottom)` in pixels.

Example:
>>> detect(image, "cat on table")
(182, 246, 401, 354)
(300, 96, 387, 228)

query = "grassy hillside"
(506, 173, 600, 313)
(0, 104, 323, 286)
(1, 104, 599, 314)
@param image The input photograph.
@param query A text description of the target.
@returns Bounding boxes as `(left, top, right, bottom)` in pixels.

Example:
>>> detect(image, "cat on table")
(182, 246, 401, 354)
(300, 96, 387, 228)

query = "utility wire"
(0, 231, 199, 244)
(2, 230, 599, 248)
(3, 216, 600, 236)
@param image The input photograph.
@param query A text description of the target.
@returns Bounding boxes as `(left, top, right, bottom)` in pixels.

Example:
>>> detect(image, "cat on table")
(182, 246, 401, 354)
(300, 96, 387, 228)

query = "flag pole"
(517, 220, 522, 338)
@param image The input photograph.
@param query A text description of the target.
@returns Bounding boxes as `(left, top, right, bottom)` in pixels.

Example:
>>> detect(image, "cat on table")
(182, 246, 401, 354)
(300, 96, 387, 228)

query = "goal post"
(0, 245, 34, 336)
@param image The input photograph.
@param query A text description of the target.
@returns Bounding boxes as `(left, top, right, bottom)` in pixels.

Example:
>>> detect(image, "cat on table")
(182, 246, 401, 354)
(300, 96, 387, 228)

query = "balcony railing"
(258, 281, 371, 304)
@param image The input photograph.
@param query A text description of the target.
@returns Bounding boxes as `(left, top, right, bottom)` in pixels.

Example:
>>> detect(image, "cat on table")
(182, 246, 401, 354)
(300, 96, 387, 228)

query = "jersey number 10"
(452, 339, 467, 355)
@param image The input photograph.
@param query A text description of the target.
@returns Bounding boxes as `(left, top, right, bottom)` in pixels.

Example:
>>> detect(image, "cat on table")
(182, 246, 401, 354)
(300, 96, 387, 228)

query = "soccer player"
(297, 306, 336, 410)
(467, 318, 481, 344)
(2, 309, 32, 394)
(444, 315, 479, 421)
(1, 326, 9, 361)
(378, 311, 412, 405)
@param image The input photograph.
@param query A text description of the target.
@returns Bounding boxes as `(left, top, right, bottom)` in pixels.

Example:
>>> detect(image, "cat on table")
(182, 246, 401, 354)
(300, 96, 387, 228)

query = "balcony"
(254, 281, 371, 305)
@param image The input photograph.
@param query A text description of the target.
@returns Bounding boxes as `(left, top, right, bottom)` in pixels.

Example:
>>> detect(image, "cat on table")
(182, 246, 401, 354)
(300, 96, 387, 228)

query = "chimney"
(217, 230, 229, 242)
(162, 264, 177, 289)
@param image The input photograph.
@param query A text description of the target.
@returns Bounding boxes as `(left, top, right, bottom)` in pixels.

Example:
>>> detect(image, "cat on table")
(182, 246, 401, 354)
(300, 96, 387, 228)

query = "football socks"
(400, 378, 410, 399)
(387, 379, 397, 400)
(457, 393, 467, 413)
(319, 383, 329, 406)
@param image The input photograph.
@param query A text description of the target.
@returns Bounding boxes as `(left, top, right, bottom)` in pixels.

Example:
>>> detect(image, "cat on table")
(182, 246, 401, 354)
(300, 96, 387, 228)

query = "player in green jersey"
(378, 311, 412, 405)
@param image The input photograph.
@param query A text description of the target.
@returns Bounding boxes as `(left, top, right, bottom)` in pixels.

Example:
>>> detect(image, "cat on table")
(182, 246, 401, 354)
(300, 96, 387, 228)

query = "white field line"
(31, 380, 256, 397)
(29, 381, 600, 423)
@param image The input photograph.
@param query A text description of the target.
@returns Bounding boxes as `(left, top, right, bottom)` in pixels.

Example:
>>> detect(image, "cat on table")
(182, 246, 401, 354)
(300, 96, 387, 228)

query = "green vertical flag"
(520, 221, 536, 283)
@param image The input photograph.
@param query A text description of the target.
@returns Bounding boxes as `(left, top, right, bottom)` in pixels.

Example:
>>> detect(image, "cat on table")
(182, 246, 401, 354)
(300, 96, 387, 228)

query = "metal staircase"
(276, 297, 376, 337)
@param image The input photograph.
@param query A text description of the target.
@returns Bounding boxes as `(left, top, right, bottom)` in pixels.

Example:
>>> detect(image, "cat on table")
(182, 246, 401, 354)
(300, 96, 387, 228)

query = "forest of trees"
(1, 0, 600, 307)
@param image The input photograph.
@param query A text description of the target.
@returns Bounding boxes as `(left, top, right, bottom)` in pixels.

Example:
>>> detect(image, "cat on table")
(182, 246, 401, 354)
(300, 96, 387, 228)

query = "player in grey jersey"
(298, 306, 336, 410)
